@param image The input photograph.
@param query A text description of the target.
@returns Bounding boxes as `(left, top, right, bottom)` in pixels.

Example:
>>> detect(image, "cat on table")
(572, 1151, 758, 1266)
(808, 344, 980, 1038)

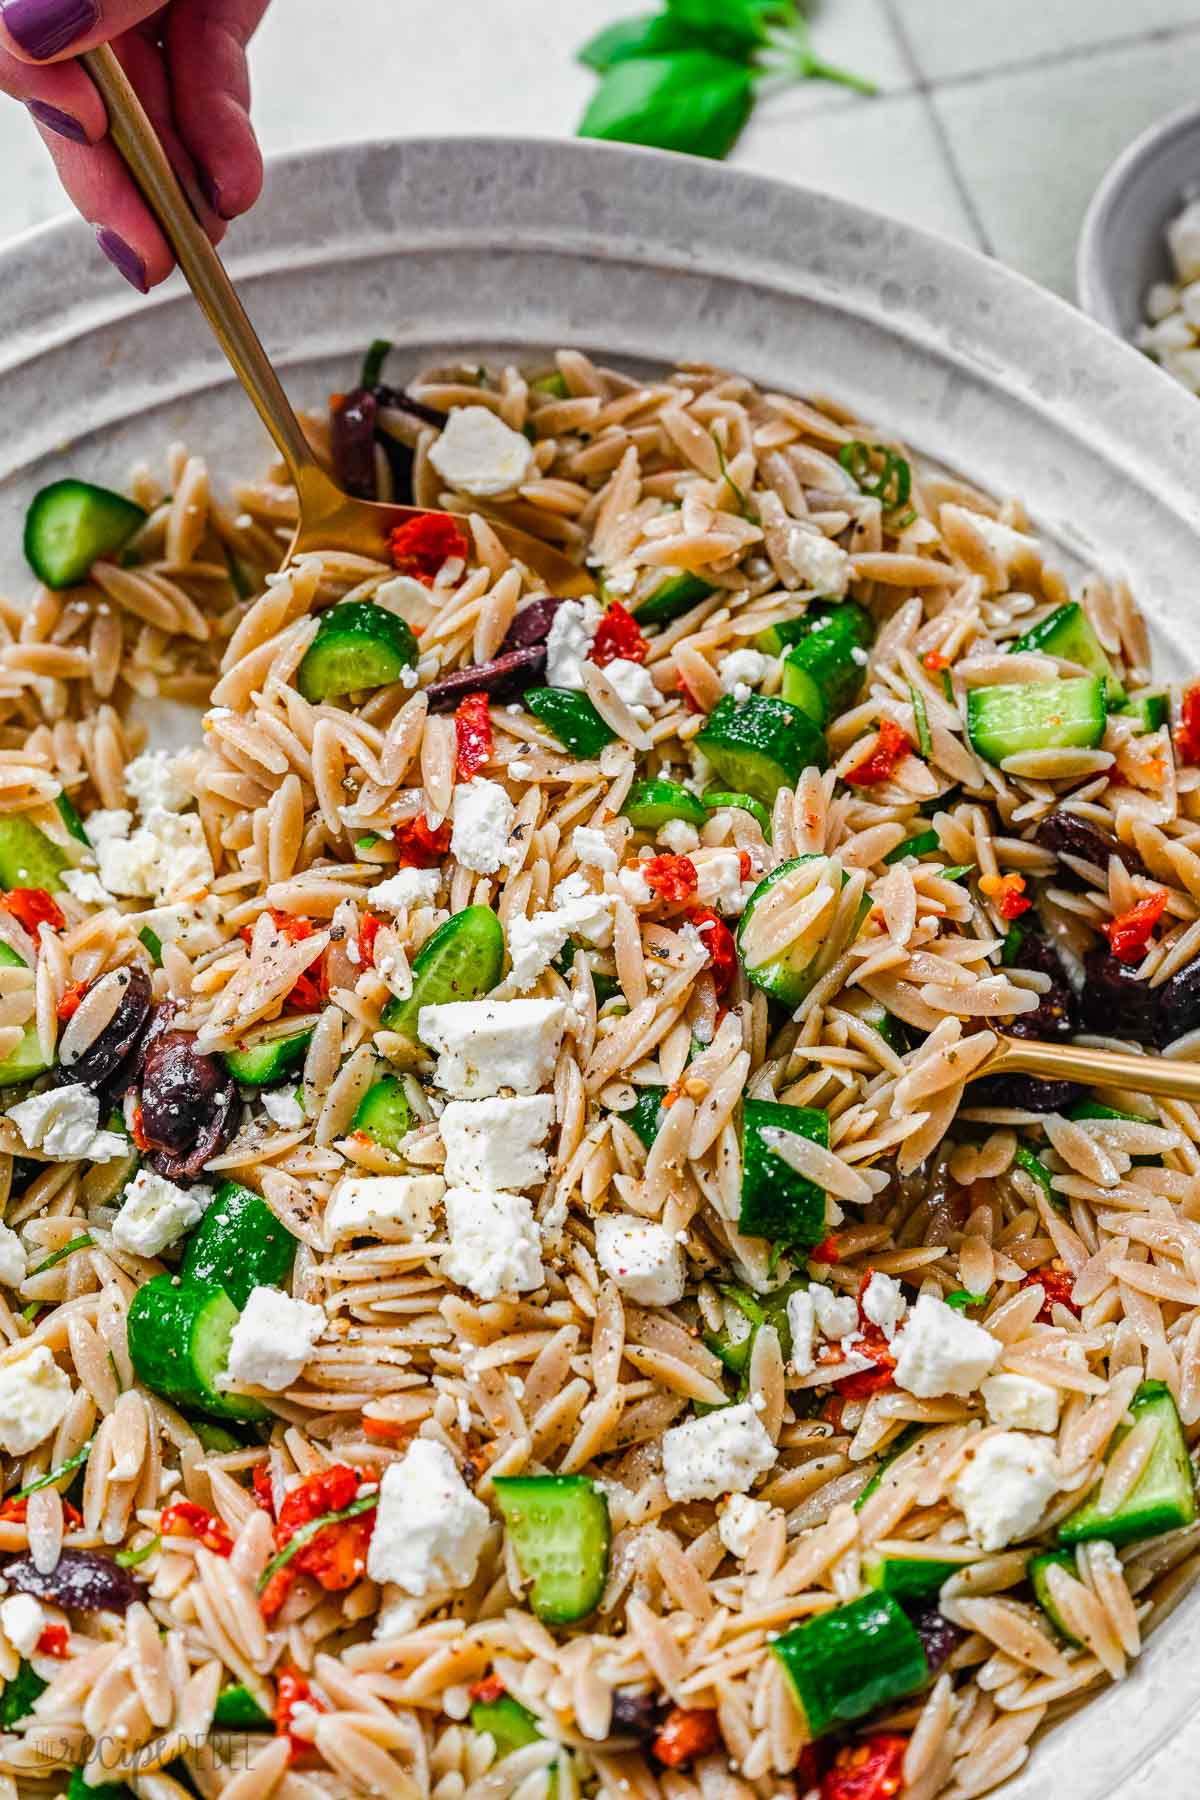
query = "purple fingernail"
(96, 227, 147, 295)
(28, 99, 86, 143)
(1, 0, 98, 60)
(197, 166, 235, 221)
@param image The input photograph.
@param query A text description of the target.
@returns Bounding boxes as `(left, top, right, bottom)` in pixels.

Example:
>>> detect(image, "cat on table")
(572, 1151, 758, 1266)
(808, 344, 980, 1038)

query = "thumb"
(0, 0, 164, 63)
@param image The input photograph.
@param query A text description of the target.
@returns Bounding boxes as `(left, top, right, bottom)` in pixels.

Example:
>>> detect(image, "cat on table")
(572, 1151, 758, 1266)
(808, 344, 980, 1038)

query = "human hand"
(0, 0, 270, 290)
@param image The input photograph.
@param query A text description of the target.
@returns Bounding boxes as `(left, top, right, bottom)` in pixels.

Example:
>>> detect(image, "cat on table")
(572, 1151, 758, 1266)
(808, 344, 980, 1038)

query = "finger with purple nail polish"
(28, 98, 86, 142)
(0, 0, 98, 61)
(96, 227, 148, 295)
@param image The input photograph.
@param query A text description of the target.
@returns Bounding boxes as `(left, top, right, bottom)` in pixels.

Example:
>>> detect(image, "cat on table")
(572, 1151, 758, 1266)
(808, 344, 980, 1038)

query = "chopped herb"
(138, 925, 163, 966)
(712, 428, 757, 522)
(884, 828, 939, 865)
(940, 863, 974, 881)
(1000, 922, 1027, 966)
(909, 684, 932, 760)
(1013, 1145, 1056, 1203)
(360, 338, 393, 390)
(27, 1235, 93, 1279)
(115, 1535, 160, 1568)
(838, 440, 912, 513)
(224, 549, 254, 600)
(355, 834, 380, 852)
(107, 1350, 124, 1394)
(20, 1302, 39, 1323)
(12, 1436, 93, 1502)
(0, 1661, 46, 1729)
(944, 1290, 987, 1312)
(531, 371, 570, 398)
(256, 1491, 379, 1593)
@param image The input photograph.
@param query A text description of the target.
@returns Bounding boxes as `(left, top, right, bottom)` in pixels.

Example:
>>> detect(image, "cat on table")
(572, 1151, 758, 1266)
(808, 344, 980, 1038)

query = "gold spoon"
(966, 1032, 1200, 1104)
(81, 44, 594, 599)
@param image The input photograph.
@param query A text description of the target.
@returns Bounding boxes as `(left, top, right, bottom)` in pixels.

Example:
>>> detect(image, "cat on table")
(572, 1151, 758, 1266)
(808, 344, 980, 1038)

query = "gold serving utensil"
(967, 1033, 1200, 1103)
(82, 44, 593, 598)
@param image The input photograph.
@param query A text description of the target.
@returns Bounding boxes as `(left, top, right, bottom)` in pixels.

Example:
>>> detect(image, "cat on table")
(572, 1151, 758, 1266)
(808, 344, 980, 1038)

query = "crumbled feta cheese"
(551, 873, 614, 947)
(980, 1373, 1061, 1435)
(573, 825, 618, 872)
(135, 897, 224, 955)
(617, 864, 653, 909)
(594, 1215, 686, 1306)
(892, 1294, 1001, 1399)
(0, 1347, 72, 1454)
(787, 1289, 816, 1375)
(419, 998, 567, 1098)
(441, 1185, 544, 1299)
(368, 867, 442, 910)
(112, 1168, 211, 1258)
(718, 1493, 771, 1558)
(720, 649, 769, 695)
(0, 1593, 44, 1657)
(428, 405, 537, 498)
(545, 597, 603, 689)
(861, 1272, 907, 1341)
(84, 808, 131, 850)
(693, 848, 751, 917)
(325, 1174, 445, 1244)
(0, 1225, 24, 1289)
(507, 908, 574, 992)
(786, 526, 851, 596)
(224, 1286, 325, 1392)
(61, 869, 115, 907)
(450, 779, 514, 875)
(98, 808, 214, 904)
(366, 1438, 489, 1595)
(261, 1087, 305, 1128)
(6, 1083, 127, 1164)
(375, 574, 438, 632)
(662, 1401, 777, 1502)
(125, 750, 191, 815)
(811, 1285, 859, 1342)
(440, 1096, 554, 1190)
(508, 760, 535, 781)
(954, 1431, 1058, 1550)
(657, 819, 701, 854)
(605, 657, 658, 724)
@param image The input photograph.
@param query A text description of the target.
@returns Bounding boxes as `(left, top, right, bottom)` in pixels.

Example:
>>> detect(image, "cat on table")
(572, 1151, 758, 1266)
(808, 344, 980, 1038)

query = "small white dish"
(1077, 100, 1200, 337)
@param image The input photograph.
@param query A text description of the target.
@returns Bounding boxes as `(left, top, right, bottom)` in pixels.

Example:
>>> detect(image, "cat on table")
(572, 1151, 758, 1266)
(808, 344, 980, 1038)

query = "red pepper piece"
(651, 1706, 721, 1768)
(0, 889, 65, 935)
(641, 854, 698, 905)
(836, 1327, 896, 1400)
(275, 1666, 324, 1761)
(259, 1465, 374, 1621)
(35, 1624, 69, 1658)
(252, 1463, 276, 1515)
(389, 512, 469, 584)
(1175, 684, 1200, 765)
(454, 692, 494, 780)
(810, 1235, 840, 1265)
(844, 719, 913, 787)
(56, 979, 89, 1023)
(822, 1732, 909, 1800)
(589, 601, 649, 669)
(1101, 889, 1168, 964)
(1021, 1265, 1080, 1322)
(160, 1500, 233, 1556)
(676, 673, 705, 715)
(922, 651, 950, 673)
(737, 850, 754, 882)
(687, 906, 736, 997)
(285, 962, 327, 1014)
(358, 912, 382, 969)
(238, 908, 317, 948)
(393, 814, 452, 867)
(469, 1674, 507, 1705)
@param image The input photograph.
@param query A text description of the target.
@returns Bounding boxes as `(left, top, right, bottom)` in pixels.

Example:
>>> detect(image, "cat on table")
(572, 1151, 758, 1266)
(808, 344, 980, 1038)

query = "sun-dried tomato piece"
(469, 1674, 506, 1705)
(454, 692, 494, 780)
(641, 854, 698, 905)
(822, 1732, 909, 1800)
(651, 1706, 721, 1768)
(836, 1327, 895, 1400)
(1175, 684, 1200, 765)
(980, 871, 1032, 921)
(844, 719, 913, 787)
(55, 980, 89, 1023)
(358, 912, 382, 969)
(393, 814, 451, 868)
(238, 908, 316, 948)
(35, 1624, 69, 1658)
(389, 511, 469, 584)
(275, 1666, 324, 1761)
(675, 673, 705, 715)
(0, 888, 64, 935)
(252, 1463, 276, 1514)
(1021, 1265, 1080, 1321)
(259, 1465, 374, 1621)
(589, 601, 649, 669)
(810, 1235, 840, 1265)
(160, 1500, 233, 1556)
(688, 906, 736, 996)
(1101, 889, 1168, 964)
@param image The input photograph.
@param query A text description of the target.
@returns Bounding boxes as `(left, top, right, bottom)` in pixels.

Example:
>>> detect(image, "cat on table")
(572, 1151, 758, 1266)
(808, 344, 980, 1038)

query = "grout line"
(907, 15, 1200, 97)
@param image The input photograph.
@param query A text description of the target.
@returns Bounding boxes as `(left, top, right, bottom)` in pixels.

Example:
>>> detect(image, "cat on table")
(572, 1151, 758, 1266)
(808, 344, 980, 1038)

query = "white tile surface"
(897, 0, 1200, 84)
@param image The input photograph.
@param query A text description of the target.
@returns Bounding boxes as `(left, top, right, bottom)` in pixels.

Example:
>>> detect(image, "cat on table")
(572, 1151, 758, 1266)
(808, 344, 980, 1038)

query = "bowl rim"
(1076, 96, 1200, 329)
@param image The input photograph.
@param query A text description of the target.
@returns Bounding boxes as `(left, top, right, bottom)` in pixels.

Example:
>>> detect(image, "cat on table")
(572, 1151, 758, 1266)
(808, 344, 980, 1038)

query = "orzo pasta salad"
(0, 344, 1195, 1800)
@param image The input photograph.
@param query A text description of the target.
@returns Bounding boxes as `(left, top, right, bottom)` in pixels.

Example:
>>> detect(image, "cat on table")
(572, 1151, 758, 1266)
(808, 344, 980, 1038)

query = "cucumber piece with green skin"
(0, 940, 48, 1087)
(1014, 602, 1125, 706)
(525, 687, 616, 759)
(1058, 1380, 1196, 1547)
(380, 904, 505, 1036)
(0, 817, 68, 891)
(696, 695, 826, 807)
(779, 601, 874, 726)
(621, 778, 708, 831)
(631, 570, 713, 627)
(739, 1097, 828, 1247)
(707, 1276, 808, 1384)
(24, 480, 146, 590)
(771, 1593, 928, 1738)
(179, 1181, 297, 1310)
(222, 1027, 312, 1087)
(1119, 692, 1169, 734)
(862, 1550, 961, 1600)
(965, 676, 1107, 766)
(754, 598, 869, 660)
(128, 1277, 269, 1422)
(352, 1076, 412, 1153)
(188, 1418, 246, 1453)
(493, 1475, 610, 1625)
(296, 602, 419, 703)
(623, 1085, 666, 1149)
(702, 789, 773, 840)
(54, 791, 90, 846)
(468, 1694, 556, 1792)
(212, 1684, 273, 1730)
(0, 1661, 47, 1729)
(737, 856, 869, 1007)
(1028, 1549, 1083, 1647)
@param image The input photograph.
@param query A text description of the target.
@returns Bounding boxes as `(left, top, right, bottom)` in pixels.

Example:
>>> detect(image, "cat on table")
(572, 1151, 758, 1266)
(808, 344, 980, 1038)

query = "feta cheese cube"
(954, 1431, 1059, 1550)
(0, 1224, 24, 1289)
(261, 1087, 305, 1128)
(441, 1185, 544, 1299)
(325, 1174, 444, 1244)
(662, 1401, 777, 1502)
(507, 908, 573, 992)
(693, 848, 750, 916)
(375, 574, 438, 632)
(573, 825, 618, 871)
(786, 526, 851, 596)
(428, 405, 537, 498)
(811, 1285, 859, 1343)
(0, 1593, 44, 1656)
(0, 1346, 72, 1453)
(617, 864, 653, 909)
(112, 1168, 212, 1258)
(786, 1289, 816, 1375)
(6, 1083, 127, 1164)
(980, 1373, 1061, 1434)
(861, 1272, 907, 1341)
(892, 1294, 1001, 1399)
(125, 750, 191, 815)
(657, 819, 700, 854)
(440, 1096, 553, 1190)
(84, 808, 131, 850)
(720, 649, 769, 695)
(605, 657, 658, 724)
(224, 1286, 325, 1392)
(450, 779, 514, 876)
(545, 597, 603, 689)
(551, 873, 614, 947)
(61, 869, 115, 907)
(368, 867, 442, 910)
(718, 1493, 771, 1558)
(98, 808, 214, 904)
(366, 1437, 489, 1595)
(419, 998, 567, 1098)
(594, 1214, 686, 1306)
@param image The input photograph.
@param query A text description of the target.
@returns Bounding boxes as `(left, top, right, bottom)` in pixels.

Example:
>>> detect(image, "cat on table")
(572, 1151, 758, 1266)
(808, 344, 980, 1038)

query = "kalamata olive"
(1156, 955, 1200, 1047)
(908, 1604, 964, 1673)
(1034, 810, 1146, 878)
(1076, 946, 1161, 1045)
(330, 388, 378, 500)
(608, 1689, 660, 1741)
(56, 966, 152, 1094)
(424, 645, 547, 712)
(373, 386, 449, 431)
(972, 1073, 1086, 1113)
(1004, 934, 1077, 1044)
(138, 1029, 238, 1179)
(499, 597, 564, 653)
(2, 1549, 141, 1613)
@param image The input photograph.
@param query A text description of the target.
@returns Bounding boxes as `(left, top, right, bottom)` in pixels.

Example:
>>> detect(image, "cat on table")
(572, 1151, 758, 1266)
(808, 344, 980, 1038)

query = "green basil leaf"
(665, 0, 782, 55)
(579, 12, 705, 72)
(578, 52, 755, 161)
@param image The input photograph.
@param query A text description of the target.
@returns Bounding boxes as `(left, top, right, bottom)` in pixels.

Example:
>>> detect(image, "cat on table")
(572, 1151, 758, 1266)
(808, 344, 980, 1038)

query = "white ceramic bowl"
(1077, 100, 1200, 338)
(4, 136, 1200, 1797)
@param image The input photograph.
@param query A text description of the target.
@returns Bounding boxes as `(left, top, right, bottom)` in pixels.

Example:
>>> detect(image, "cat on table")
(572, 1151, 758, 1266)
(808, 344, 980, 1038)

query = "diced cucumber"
(1058, 1380, 1196, 1547)
(0, 1660, 47, 1729)
(469, 1693, 554, 1790)
(623, 1085, 666, 1149)
(0, 817, 68, 891)
(179, 1181, 297, 1309)
(525, 687, 616, 759)
(0, 939, 48, 1087)
(380, 904, 504, 1036)
(493, 1474, 610, 1624)
(222, 1028, 312, 1087)
(771, 1593, 928, 1738)
(621, 778, 708, 832)
(1014, 603, 1125, 705)
(212, 1684, 272, 1730)
(24, 479, 146, 589)
(54, 791, 90, 846)
(884, 828, 940, 865)
(696, 695, 826, 807)
(126, 1276, 268, 1422)
(352, 1076, 412, 1153)
(737, 855, 868, 1007)
(862, 1549, 961, 1600)
(188, 1419, 246, 1453)
(739, 1097, 828, 1248)
(754, 598, 868, 659)
(778, 601, 874, 726)
(1119, 692, 1168, 734)
(702, 789, 773, 839)
(965, 677, 1107, 766)
(1028, 1549, 1083, 1647)
(632, 570, 713, 626)
(531, 370, 570, 399)
(296, 602, 418, 703)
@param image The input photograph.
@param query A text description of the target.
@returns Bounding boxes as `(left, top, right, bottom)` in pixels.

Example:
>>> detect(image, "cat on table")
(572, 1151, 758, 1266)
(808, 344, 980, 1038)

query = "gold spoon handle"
(82, 44, 331, 506)
(978, 1034, 1200, 1104)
